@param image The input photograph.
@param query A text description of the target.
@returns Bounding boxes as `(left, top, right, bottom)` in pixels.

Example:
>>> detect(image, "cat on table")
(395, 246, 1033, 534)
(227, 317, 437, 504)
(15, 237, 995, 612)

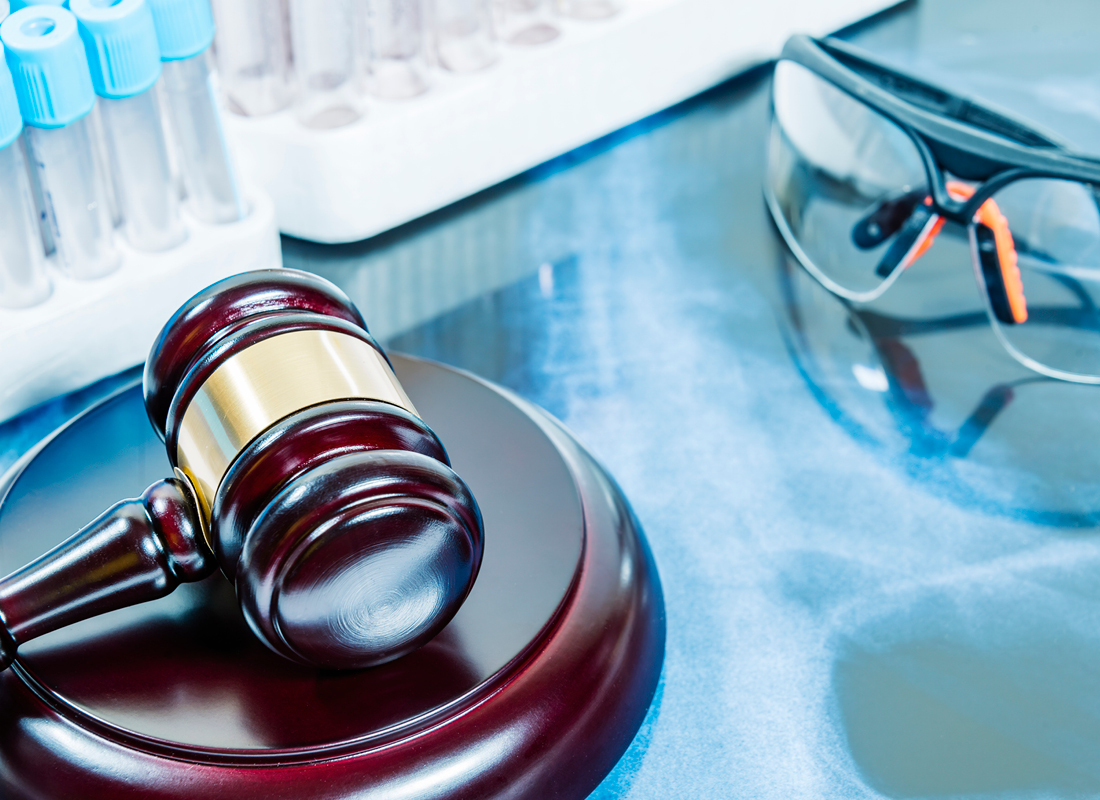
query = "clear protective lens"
(977, 178, 1100, 380)
(767, 60, 930, 298)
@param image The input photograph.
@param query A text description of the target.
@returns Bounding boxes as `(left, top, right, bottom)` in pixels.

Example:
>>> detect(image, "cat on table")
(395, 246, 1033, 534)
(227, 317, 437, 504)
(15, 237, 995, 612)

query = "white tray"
(0, 192, 282, 423)
(225, 0, 897, 244)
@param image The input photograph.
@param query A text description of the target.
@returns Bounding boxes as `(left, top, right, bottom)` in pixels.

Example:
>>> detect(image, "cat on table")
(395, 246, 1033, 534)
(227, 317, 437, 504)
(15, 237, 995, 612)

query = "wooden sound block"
(0, 355, 665, 800)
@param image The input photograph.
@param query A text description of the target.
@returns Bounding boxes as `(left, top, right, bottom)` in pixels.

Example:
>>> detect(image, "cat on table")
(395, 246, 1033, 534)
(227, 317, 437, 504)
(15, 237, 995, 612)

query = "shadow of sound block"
(0, 355, 665, 799)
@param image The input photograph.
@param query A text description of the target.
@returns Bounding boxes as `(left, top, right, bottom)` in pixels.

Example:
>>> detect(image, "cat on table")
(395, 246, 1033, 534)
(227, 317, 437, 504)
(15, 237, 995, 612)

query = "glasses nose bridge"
(913, 134, 1004, 224)
(926, 172, 976, 223)
(930, 194, 970, 223)
(906, 179, 996, 278)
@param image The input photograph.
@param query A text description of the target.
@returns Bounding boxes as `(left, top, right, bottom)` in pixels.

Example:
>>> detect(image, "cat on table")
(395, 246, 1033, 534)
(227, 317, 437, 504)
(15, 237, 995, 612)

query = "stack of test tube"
(213, 0, 891, 247)
(0, 0, 245, 310)
(211, 0, 623, 129)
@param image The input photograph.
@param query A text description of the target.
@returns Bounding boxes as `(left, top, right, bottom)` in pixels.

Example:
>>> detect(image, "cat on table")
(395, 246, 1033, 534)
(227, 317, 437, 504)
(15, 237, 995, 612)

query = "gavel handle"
(0, 478, 215, 671)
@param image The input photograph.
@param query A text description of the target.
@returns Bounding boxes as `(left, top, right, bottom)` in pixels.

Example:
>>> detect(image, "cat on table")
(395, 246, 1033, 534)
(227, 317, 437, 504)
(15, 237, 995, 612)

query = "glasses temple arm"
(816, 37, 1063, 148)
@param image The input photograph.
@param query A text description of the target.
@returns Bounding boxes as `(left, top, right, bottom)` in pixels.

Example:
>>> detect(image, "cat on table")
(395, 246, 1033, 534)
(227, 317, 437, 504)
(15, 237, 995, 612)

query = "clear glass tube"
(429, 0, 497, 73)
(160, 53, 246, 224)
(87, 105, 122, 229)
(23, 136, 55, 258)
(0, 137, 51, 309)
(288, 0, 363, 128)
(99, 90, 186, 252)
(26, 117, 121, 280)
(554, 0, 618, 20)
(364, 0, 430, 100)
(492, 0, 558, 45)
(210, 0, 295, 116)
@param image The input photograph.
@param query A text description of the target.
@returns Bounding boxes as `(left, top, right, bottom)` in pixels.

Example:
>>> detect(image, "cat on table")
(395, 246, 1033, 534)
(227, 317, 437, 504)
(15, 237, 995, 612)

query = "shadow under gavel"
(0, 269, 484, 672)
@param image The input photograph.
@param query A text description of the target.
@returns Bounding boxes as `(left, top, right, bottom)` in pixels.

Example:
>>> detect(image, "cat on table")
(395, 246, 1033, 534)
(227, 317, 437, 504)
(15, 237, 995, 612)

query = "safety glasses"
(765, 35, 1100, 383)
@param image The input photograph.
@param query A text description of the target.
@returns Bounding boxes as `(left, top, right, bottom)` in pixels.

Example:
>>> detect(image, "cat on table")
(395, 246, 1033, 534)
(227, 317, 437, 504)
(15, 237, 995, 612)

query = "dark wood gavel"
(0, 270, 484, 671)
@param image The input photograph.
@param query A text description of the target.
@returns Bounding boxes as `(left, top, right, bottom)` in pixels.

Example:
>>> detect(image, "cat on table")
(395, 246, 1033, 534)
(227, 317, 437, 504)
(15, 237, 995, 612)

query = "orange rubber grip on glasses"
(909, 197, 945, 264)
(907, 181, 1028, 323)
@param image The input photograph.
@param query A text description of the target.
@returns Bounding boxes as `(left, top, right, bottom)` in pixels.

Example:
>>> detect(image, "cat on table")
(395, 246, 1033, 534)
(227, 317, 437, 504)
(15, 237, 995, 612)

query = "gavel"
(0, 270, 484, 671)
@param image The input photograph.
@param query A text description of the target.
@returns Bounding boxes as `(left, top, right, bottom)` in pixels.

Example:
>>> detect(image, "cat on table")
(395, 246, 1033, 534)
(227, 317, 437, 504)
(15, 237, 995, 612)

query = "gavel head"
(142, 269, 483, 670)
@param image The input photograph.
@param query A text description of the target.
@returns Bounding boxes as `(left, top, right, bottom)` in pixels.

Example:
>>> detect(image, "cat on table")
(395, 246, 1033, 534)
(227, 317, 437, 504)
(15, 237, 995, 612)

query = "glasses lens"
(768, 60, 930, 297)
(976, 177, 1100, 379)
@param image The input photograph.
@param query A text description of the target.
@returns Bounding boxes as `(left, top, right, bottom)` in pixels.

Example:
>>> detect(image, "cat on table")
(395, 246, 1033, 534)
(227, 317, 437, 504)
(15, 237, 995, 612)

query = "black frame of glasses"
(778, 35, 1100, 226)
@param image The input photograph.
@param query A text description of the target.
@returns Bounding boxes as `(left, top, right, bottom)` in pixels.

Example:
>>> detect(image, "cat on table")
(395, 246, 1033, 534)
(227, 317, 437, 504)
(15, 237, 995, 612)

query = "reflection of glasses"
(775, 253, 1100, 527)
(765, 35, 1100, 383)
(777, 249, 1042, 460)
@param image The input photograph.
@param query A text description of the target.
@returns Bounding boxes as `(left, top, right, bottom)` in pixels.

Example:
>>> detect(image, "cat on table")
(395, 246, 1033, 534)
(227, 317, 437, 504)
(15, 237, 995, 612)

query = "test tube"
(209, 0, 294, 116)
(2, 6, 120, 280)
(554, 0, 618, 19)
(4, 5, 62, 257)
(288, 0, 363, 128)
(0, 42, 50, 309)
(364, 0, 429, 100)
(147, 0, 245, 223)
(71, 0, 186, 253)
(492, 0, 558, 46)
(429, 0, 496, 73)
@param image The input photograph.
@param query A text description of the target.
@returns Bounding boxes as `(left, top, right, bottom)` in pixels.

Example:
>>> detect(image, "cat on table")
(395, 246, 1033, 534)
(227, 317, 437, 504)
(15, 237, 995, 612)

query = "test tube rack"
(224, 0, 898, 244)
(0, 193, 281, 424)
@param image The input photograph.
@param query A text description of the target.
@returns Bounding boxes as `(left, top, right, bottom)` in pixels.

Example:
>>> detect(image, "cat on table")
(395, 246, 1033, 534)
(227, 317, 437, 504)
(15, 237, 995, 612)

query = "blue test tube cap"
(146, 0, 213, 61)
(8, 0, 69, 13)
(69, 0, 160, 99)
(1, 6, 95, 128)
(0, 44, 22, 149)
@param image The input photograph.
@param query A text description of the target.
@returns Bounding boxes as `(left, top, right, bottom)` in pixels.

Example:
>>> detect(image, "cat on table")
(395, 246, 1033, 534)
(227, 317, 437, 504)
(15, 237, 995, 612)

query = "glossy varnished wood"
(0, 356, 665, 799)
(143, 269, 369, 439)
(212, 400, 449, 576)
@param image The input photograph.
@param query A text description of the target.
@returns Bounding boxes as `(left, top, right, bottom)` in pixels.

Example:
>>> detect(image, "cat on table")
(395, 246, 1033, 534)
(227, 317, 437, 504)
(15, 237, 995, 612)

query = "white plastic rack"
(225, 0, 897, 244)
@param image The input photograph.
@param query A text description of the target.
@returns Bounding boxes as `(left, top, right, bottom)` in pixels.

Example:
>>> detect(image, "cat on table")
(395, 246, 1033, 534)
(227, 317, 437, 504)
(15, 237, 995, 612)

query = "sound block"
(0, 355, 665, 800)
